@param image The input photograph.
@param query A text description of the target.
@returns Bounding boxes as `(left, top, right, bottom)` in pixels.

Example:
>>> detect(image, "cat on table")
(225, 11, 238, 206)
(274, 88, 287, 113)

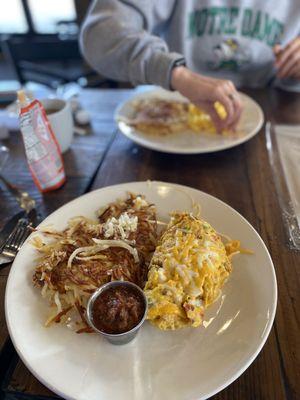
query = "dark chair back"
(1, 36, 89, 88)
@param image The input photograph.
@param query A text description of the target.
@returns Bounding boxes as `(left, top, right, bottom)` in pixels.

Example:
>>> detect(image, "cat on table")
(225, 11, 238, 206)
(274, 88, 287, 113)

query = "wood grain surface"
(1, 88, 299, 400)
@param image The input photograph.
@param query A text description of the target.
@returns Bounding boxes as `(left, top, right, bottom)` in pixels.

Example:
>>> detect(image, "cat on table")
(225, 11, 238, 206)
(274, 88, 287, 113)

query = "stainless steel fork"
(0, 218, 32, 262)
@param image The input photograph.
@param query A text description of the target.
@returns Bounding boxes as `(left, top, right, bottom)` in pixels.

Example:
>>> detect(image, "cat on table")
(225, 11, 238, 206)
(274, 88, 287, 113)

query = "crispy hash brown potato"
(32, 193, 157, 333)
(128, 98, 229, 135)
(145, 212, 241, 330)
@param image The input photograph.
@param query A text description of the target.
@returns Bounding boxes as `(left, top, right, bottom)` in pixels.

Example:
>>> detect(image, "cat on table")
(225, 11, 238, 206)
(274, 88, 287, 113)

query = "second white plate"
(115, 87, 264, 154)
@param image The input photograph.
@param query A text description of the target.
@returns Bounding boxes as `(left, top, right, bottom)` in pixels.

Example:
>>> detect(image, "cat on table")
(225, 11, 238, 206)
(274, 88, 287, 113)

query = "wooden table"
(0, 87, 299, 400)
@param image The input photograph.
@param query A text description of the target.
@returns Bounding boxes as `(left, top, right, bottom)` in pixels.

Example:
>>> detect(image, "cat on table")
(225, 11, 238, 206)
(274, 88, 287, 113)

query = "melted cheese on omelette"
(144, 213, 232, 330)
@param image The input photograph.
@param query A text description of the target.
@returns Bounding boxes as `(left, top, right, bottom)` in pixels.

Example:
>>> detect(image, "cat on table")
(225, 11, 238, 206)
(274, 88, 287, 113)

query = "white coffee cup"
(41, 98, 74, 153)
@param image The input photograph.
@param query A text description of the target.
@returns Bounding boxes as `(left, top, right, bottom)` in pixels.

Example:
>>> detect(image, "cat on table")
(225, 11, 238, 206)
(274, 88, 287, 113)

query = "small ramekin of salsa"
(86, 281, 148, 345)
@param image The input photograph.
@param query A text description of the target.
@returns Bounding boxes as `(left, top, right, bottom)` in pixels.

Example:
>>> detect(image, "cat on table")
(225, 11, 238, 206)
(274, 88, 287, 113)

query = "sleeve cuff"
(146, 51, 185, 90)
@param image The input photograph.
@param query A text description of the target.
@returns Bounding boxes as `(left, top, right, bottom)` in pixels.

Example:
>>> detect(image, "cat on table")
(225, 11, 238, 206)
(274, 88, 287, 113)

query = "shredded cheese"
(103, 212, 138, 239)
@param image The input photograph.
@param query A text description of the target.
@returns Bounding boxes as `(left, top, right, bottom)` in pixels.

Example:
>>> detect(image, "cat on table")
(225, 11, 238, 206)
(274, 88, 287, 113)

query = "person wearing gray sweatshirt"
(80, 0, 300, 131)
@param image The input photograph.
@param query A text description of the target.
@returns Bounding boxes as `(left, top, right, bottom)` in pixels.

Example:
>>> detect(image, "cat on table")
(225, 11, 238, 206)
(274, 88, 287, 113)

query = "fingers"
(228, 94, 243, 131)
(175, 71, 243, 132)
(214, 81, 235, 125)
(275, 37, 300, 78)
(217, 92, 235, 125)
(285, 59, 300, 79)
(275, 37, 300, 67)
(273, 44, 282, 56)
(226, 81, 243, 130)
(197, 102, 224, 133)
(277, 51, 300, 78)
(214, 80, 242, 129)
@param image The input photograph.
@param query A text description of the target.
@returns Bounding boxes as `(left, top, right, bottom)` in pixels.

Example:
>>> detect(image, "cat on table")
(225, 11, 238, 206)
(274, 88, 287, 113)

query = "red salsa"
(91, 285, 145, 334)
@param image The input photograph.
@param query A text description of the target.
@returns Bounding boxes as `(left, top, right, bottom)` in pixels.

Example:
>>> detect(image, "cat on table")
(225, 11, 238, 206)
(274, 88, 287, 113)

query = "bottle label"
(20, 100, 66, 192)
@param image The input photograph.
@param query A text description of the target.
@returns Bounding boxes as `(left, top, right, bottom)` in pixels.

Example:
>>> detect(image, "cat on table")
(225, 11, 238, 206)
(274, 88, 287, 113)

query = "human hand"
(274, 37, 300, 80)
(170, 66, 243, 132)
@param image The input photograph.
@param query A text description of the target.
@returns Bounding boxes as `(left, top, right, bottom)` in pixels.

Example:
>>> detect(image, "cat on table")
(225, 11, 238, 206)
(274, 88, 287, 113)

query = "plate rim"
(114, 88, 264, 154)
(5, 181, 277, 400)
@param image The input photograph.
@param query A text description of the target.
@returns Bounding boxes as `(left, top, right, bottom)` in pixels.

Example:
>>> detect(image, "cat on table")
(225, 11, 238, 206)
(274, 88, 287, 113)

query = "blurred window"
(27, 0, 77, 34)
(0, 0, 28, 33)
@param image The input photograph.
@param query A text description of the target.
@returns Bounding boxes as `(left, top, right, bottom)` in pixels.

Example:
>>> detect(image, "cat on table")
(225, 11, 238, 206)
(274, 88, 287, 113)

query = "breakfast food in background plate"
(127, 98, 189, 135)
(125, 98, 230, 136)
(31, 192, 246, 334)
(115, 88, 264, 154)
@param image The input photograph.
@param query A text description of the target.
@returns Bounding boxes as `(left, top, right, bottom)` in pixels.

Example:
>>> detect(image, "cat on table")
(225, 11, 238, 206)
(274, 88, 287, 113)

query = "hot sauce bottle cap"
(17, 90, 30, 107)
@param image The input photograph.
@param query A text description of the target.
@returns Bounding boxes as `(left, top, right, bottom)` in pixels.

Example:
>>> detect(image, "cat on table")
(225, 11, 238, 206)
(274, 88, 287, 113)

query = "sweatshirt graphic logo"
(208, 38, 251, 70)
(189, 7, 284, 47)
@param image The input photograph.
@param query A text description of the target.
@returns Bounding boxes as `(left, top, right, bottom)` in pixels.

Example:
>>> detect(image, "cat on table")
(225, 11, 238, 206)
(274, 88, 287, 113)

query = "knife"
(0, 211, 26, 252)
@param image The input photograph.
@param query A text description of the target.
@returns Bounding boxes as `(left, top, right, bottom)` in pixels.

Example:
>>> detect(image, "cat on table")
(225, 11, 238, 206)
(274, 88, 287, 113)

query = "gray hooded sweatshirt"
(80, 0, 300, 90)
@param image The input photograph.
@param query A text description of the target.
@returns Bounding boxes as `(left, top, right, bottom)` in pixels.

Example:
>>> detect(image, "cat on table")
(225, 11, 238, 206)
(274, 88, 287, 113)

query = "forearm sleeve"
(80, 0, 184, 89)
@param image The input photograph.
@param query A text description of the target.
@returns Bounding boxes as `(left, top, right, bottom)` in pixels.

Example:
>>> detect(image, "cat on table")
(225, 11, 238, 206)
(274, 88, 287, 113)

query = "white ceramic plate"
(115, 87, 264, 154)
(5, 181, 276, 400)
